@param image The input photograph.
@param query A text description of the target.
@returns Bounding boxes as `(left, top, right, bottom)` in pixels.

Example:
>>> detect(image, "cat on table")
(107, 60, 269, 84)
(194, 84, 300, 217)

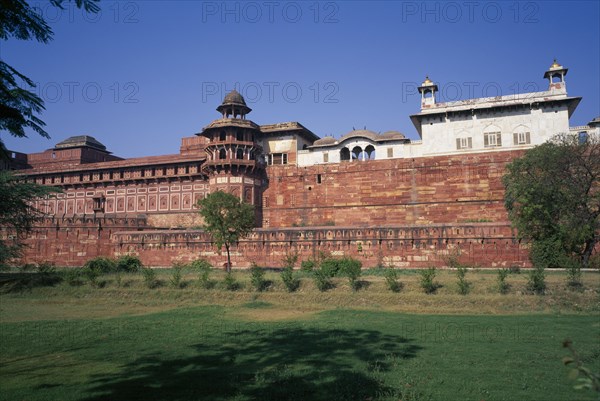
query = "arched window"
(236, 148, 244, 159)
(365, 145, 375, 160)
(219, 131, 226, 141)
(352, 146, 362, 161)
(236, 130, 244, 141)
(219, 148, 227, 159)
(340, 147, 350, 161)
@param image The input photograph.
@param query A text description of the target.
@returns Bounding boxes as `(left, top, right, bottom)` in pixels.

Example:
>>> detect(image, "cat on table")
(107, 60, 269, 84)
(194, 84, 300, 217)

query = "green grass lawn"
(1, 269, 599, 401)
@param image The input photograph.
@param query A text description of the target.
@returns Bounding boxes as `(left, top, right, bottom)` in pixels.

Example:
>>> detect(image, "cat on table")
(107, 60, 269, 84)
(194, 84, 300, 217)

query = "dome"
(549, 59, 563, 70)
(339, 129, 379, 142)
(217, 89, 252, 116)
(222, 89, 247, 106)
(422, 76, 434, 86)
(379, 131, 406, 140)
(312, 136, 337, 147)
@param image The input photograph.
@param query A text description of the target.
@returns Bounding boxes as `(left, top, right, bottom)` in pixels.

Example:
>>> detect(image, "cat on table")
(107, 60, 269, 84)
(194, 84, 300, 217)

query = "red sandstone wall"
(112, 224, 528, 269)
(14, 150, 535, 268)
(261, 151, 523, 228)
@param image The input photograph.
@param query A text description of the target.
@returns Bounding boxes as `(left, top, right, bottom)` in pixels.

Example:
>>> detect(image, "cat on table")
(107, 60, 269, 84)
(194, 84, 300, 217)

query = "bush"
(189, 258, 212, 271)
(142, 267, 159, 289)
(508, 265, 521, 274)
(419, 267, 438, 294)
(313, 269, 332, 292)
(566, 262, 583, 290)
(83, 266, 102, 287)
(456, 265, 471, 295)
(320, 258, 341, 277)
(249, 263, 267, 292)
(63, 268, 83, 286)
(339, 257, 362, 290)
(384, 268, 403, 292)
(84, 257, 117, 273)
(195, 259, 214, 289)
(300, 259, 316, 272)
(526, 266, 546, 295)
(497, 268, 510, 294)
(280, 265, 299, 292)
(530, 238, 571, 270)
(36, 261, 56, 275)
(170, 263, 184, 289)
(116, 255, 143, 272)
(223, 272, 239, 291)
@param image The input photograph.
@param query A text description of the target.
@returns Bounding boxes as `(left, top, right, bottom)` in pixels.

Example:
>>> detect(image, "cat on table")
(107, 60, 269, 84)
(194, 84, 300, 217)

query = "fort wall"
(261, 151, 522, 228)
(15, 218, 527, 268)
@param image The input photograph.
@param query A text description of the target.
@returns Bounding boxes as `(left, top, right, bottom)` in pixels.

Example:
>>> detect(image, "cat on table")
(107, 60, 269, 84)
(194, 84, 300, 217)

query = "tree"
(197, 191, 255, 272)
(0, 171, 58, 265)
(1, 0, 98, 263)
(503, 133, 600, 269)
(0, 0, 100, 156)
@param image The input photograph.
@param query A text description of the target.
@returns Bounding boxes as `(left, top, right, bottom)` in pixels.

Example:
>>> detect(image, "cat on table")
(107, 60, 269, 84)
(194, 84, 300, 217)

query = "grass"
(0, 268, 599, 401)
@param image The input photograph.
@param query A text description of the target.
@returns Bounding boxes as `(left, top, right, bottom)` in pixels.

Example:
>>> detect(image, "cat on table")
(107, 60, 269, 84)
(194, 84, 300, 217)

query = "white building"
(297, 60, 592, 167)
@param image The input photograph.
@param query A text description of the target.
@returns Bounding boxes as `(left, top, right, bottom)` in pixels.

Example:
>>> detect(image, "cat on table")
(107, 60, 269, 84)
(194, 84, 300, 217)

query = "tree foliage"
(0, 0, 100, 155)
(0, 171, 58, 264)
(503, 133, 600, 268)
(197, 191, 255, 272)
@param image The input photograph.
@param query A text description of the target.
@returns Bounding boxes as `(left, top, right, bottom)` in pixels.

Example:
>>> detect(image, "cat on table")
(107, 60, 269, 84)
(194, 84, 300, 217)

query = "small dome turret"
(217, 89, 252, 119)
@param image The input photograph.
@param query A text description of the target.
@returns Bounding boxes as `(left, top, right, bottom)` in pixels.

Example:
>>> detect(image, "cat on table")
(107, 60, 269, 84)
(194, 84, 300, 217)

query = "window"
(387, 148, 393, 158)
(484, 132, 502, 148)
(236, 130, 244, 141)
(267, 153, 288, 165)
(219, 130, 226, 141)
(236, 148, 244, 159)
(456, 137, 473, 150)
(317, 174, 322, 184)
(579, 131, 588, 144)
(219, 149, 227, 159)
(323, 153, 329, 163)
(513, 132, 531, 145)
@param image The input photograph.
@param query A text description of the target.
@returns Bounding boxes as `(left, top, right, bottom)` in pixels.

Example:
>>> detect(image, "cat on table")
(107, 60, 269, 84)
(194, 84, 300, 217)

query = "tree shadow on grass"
(0, 272, 61, 293)
(82, 326, 422, 401)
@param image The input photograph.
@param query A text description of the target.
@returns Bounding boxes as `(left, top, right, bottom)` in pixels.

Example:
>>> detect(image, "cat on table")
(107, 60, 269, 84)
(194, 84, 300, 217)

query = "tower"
(198, 90, 264, 221)
(417, 76, 438, 109)
(544, 59, 568, 93)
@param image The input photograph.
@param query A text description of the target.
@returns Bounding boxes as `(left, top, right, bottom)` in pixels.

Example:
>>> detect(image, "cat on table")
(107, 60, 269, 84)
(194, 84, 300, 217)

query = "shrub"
(83, 266, 102, 287)
(142, 267, 158, 289)
(223, 272, 239, 291)
(249, 262, 267, 292)
(456, 265, 471, 295)
(300, 259, 316, 272)
(189, 258, 212, 271)
(497, 268, 510, 294)
(566, 262, 583, 290)
(170, 263, 184, 289)
(114, 270, 123, 287)
(280, 265, 299, 292)
(63, 268, 83, 286)
(526, 265, 546, 295)
(419, 267, 438, 294)
(384, 268, 403, 292)
(84, 257, 117, 273)
(36, 261, 56, 275)
(320, 257, 341, 277)
(116, 255, 143, 272)
(508, 265, 521, 274)
(195, 260, 214, 289)
(339, 256, 362, 290)
(313, 268, 332, 292)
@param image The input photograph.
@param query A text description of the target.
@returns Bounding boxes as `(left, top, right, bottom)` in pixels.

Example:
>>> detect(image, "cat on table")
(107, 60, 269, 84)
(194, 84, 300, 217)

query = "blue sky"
(2, 0, 599, 158)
